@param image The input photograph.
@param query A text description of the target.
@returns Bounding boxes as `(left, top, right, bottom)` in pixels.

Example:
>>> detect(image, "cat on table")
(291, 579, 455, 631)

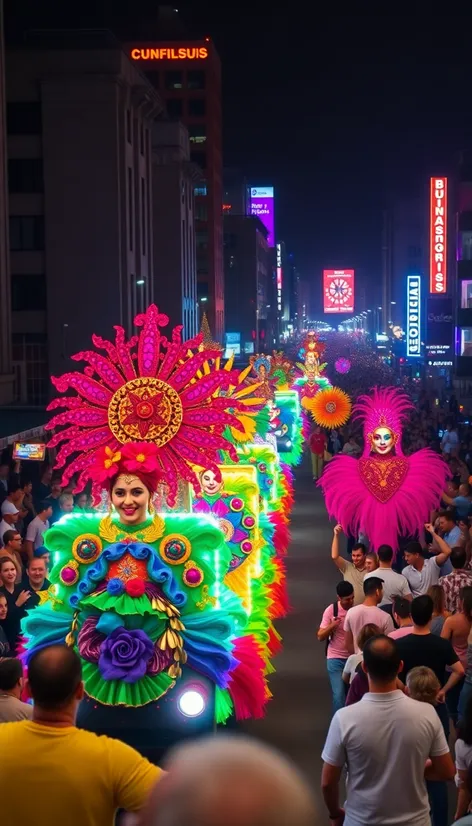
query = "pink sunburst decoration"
(46, 305, 262, 506)
(335, 358, 351, 374)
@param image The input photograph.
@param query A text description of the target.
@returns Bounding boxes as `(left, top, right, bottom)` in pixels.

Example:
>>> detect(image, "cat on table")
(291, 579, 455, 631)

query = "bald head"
(362, 634, 401, 684)
(27, 645, 83, 710)
(139, 736, 317, 826)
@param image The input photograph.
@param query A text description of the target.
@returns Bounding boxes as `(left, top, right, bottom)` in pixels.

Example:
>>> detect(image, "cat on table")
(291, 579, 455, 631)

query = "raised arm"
(331, 524, 347, 572)
(424, 523, 453, 567)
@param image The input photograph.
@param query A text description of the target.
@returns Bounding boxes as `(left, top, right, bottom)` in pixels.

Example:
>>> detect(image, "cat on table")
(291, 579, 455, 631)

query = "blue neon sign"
(407, 275, 421, 357)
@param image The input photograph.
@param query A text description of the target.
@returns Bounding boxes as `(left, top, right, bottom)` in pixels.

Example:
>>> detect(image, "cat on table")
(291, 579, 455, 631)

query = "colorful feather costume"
(318, 387, 449, 551)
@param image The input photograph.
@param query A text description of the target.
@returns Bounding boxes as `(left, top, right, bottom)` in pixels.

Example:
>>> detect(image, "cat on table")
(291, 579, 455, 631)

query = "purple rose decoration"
(98, 627, 154, 683)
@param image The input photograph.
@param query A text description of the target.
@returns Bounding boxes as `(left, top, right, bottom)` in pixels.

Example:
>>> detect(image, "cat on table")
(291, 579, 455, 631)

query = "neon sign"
(407, 275, 421, 357)
(430, 177, 447, 294)
(248, 186, 274, 247)
(276, 243, 282, 313)
(131, 47, 208, 61)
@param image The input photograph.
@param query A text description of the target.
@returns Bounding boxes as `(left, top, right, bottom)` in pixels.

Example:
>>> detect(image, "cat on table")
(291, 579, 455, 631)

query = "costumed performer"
(318, 386, 449, 551)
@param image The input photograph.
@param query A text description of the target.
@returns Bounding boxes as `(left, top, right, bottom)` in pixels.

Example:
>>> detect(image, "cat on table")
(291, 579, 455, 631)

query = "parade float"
(21, 306, 295, 758)
(294, 331, 331, 408)
(318, 386, 449, 551)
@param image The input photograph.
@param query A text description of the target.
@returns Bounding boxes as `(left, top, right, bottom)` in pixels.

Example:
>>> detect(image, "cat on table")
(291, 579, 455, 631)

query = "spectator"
(1, 483, 27, 522)
(402, 530, 453, 597)
(0, 593, 10, 656)
(436, 510, 463, 555)
(454, 696, 472, 821)
(452, 763, 472, 825)
(344, 578, 394, 654)
(0, 658, 32, 722)
(33, 465, 52, 510)
(342, 623, 380, 686)
(55, 492, 74, 522)
(0, 502, 19, 549)
(0, 557, 30, 653)
(74, 492, 91, 511)
(396, 595, 465, 737)
(365, 545, 411, 609)
(460, 628, 472, 722)
(331, 524, 367, 605)
(439, 547, 472, 614)
(317, 581, 354, 713)
(22, 558, 51, 609)
(389, 597, 414, 640)
(20, 478, 35, 523)
(442, 423, 459, 457)
(0, 645, 162, 825)
(429, 584, 451, 635)
(364, 553, 379, 573)
(0, 462, 9, 501)
(321, 635, 454, 826)
(443, 483, 472, 521)
(43, 476, 63, 524)
(309, 425, 327, 480)
(33, 545, 51, 570)
(1, 529, 23, 584)
(441, 586, 472, 724)
(24, 501, 52, 560)
(328, 428, 343, 456)
(342, 435, 360, 457)
(139, 735, 317, 826)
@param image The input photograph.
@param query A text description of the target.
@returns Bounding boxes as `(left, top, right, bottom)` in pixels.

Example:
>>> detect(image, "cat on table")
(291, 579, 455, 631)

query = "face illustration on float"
(111, 474, 151, 525)
(370, 426, 396, 456)
(200, 469, 224, 497)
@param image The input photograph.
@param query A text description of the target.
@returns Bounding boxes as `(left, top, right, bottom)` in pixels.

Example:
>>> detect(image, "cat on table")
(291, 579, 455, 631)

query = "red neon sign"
(430, 177, 447, 294)
(323, 269, 354, 314)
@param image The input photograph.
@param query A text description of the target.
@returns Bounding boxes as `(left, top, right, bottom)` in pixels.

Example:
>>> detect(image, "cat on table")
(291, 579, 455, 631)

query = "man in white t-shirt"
(321, 635, 454, 826)
(0, 501, 19, 547)
(344, 577, 394, 654)
(402, 526, 453, 598)
(364, 545, 411, 606)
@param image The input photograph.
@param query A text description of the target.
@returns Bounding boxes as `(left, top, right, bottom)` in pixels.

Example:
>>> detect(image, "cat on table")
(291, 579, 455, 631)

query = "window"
(188, 98, 206, 117)
(7, 102, 41, 135)
(126, 109, 132, 144)
(195, 201, 208, 221)
(12, 332, 48, 405)
(128, 168, 133, 252)
(141, 177, 146, 255)
(9, 216, 44, 251)
(165, 71, 183, 90)
(146, 71, 160, 87)
(461, 232, 472, 261)
(166, 98, 183, 118)
(187, 70, 205, 90)
(194, 185, 207, 197)
(11, 274, 46, 311)
(461, 328, 472, 356)
(188, 124, 206, 145)
(462, 281, 472, 308)
(191, 150, 206, 169)
(8, 158, 43, 193)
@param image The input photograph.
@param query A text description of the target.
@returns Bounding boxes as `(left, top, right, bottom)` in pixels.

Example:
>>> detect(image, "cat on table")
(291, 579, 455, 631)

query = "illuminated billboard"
(323, 269, 354, 314)
(430, 177, 447, 294)
(248, 187, 274, 247)
(130, 46, 208, 61)
(407, 275, 422, 357)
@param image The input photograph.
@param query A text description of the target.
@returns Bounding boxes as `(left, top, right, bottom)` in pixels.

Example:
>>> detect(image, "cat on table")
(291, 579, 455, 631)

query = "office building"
(6, 36, 164, 401)
(128, 39, 224, 340)
(456, 156, 472, 374)
(223, 168, 249, 215)
(152, 120, 200, 339)
(0, 0, 13, 404)
(224, 214, 272, 355)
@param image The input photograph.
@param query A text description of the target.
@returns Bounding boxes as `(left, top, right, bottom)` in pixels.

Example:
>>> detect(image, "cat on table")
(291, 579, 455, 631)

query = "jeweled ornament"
(159, 535, 191, 565)
(72, 535, 102, 564)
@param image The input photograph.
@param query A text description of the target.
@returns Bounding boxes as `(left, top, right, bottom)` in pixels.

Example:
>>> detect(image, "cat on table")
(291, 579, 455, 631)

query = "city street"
(246, 454, 337, 803)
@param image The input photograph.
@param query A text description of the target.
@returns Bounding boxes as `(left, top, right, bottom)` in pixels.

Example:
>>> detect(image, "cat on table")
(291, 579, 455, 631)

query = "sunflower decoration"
(45, 305, 254, 506)
(306, 386, 352, 429)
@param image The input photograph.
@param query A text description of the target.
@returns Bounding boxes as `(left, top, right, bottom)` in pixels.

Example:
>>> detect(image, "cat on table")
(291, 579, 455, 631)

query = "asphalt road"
(245, 455, 338, 807)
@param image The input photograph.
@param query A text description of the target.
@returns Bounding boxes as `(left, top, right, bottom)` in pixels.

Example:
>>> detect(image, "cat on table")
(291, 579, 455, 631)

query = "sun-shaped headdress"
(46, 305, 251, 505)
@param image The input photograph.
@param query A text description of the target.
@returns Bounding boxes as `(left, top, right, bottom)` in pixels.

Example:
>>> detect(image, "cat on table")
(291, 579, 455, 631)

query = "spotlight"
(178, 687, 206, 718)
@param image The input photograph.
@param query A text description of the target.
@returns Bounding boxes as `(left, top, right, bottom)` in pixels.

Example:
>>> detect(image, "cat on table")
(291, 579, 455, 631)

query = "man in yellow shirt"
(0, 645, 161, 826)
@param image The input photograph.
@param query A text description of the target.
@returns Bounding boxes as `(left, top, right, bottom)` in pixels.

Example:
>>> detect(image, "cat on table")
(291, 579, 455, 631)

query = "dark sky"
(6, 3, 472, 311)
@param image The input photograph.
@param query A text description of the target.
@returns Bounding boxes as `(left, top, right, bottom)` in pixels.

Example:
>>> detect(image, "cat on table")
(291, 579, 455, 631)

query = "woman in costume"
(318, 386, 449, 551)
(295, 332, 331, 408)
(21, 305, 271, 760)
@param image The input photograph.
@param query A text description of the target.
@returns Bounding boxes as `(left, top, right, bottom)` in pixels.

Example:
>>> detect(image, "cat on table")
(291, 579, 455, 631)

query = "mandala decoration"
(46, 305, 254, 505)
(335, 358, 351, 375)
(306, 386, 352, 429)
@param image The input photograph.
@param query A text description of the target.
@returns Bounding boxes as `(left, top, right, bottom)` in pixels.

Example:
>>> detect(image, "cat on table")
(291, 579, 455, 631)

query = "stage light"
(178, 688, 206, 717)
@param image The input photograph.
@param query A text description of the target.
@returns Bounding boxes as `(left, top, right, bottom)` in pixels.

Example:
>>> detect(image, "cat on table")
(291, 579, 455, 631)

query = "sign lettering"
(407, 275, 422, 357)
(131, 47, 208, 61)
(430, 177, 447, 294)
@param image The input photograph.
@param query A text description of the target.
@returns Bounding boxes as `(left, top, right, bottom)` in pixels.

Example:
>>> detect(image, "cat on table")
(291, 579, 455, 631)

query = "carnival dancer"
(318, 387, 449, 552)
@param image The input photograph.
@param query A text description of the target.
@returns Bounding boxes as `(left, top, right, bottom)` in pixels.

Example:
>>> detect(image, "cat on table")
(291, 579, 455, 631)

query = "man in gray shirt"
(321, 635, 454, 826)
(0, 658, 32, 722)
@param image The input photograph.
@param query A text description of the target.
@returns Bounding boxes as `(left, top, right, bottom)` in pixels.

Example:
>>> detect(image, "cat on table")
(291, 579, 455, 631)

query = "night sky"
(6, 3, 472, 313)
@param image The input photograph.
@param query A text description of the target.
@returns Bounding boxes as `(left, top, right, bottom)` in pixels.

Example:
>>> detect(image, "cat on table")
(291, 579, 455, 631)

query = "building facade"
(455, 157, 472, 376)
(128, 40, 224, 340)
(224, 215, 272, 355)
(0, 0, 14, 404)
(152, 120, 200, 339)
(6, 41, 163, 401)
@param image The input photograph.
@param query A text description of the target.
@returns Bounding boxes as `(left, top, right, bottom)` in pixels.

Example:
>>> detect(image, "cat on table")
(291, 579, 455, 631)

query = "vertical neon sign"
(407, 275, 421, 357)
(430, 177, 447, 294)
(276, 243, 282, 313)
